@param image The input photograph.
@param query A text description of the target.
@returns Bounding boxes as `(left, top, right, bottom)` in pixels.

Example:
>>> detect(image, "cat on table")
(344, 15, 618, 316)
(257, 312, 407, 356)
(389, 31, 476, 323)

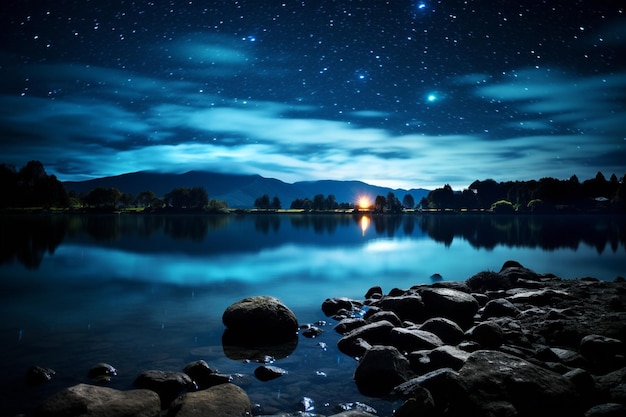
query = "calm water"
(1, 213, 625, 415)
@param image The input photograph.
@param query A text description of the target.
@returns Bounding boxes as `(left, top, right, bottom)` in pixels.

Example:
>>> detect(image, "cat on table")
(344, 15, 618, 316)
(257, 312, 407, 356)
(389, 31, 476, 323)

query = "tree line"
(0, 161, 228, 212)
(421, 172, 626, 213)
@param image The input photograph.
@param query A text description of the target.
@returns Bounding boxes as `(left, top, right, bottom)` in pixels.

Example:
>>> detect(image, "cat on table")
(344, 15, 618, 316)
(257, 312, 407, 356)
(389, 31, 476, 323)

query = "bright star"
(427, 94, 437, 102)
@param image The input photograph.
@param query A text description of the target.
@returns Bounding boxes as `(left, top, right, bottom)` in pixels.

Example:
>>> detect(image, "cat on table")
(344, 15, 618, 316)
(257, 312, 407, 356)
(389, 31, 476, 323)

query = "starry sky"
(1, 1, 624, 189)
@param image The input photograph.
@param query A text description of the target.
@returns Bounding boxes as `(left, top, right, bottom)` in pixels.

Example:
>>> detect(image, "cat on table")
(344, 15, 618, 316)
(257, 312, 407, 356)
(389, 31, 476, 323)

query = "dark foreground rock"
(34, 383, 160, 417)
(222, 295, 298, 343)
(326, 261, 626, 417)
(169, 383, 252, 417)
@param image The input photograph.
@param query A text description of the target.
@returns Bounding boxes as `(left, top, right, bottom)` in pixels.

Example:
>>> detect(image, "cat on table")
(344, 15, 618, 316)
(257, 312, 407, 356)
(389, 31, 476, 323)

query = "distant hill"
(63, 171, 430, 208)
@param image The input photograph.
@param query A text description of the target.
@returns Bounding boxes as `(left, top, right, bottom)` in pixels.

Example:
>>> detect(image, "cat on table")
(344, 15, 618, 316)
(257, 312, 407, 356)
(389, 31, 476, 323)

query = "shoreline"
(26, 262, 626, 417)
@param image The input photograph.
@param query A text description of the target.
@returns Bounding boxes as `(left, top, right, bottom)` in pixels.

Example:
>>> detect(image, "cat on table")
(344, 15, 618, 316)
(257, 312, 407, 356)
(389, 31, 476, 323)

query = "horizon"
(1, 1, 625, 190)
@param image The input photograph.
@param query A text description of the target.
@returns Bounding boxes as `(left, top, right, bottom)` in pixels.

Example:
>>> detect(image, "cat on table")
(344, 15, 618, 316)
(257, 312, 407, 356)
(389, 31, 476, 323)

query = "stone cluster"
(323, 260, 626, 417)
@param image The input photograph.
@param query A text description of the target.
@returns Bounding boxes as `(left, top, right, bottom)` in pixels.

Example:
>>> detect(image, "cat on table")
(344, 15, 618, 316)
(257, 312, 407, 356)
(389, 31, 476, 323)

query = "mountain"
(63, 171, 430, 208)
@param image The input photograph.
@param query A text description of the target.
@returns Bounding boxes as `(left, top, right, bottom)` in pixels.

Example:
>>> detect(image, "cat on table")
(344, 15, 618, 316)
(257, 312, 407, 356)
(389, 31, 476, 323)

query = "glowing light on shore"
(357, 196, 371, 210)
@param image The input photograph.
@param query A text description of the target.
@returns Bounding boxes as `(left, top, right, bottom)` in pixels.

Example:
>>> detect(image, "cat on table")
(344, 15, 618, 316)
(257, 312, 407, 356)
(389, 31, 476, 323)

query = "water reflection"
(0, 213, 625, 270)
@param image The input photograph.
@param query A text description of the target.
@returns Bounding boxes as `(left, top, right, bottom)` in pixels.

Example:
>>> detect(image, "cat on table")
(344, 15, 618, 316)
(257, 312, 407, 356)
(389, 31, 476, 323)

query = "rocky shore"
(27, 262, 626, 417)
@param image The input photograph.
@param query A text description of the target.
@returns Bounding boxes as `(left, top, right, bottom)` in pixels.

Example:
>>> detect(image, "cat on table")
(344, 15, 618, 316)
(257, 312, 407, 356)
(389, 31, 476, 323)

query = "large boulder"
(353, 345, 413, 397)
(34, 383, 160, 417)
(456, 350, 583, 417)
(171, 383, 252, 417)
(222, 296, 298, 343)
(419, 287, 479, 329)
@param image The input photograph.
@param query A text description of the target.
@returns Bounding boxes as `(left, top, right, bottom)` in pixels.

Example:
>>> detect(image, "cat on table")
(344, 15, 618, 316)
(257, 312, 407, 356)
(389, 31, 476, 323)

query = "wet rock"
(482, 298, 521, 318)
(457, 350, 582, 417)
(353, 345, 413, 397)
(133, 370, 196, 407)
(337, 320, 394, 357)
(222, 296, 298, 342)
(183, 360, 231, 390)
(418, 317, 465, 345)
(170, 383, 252, 417)
(328, 411, 377, 417)
(425, 345, 470, 372)
(334, 317, 367, 335)
(298, 396, 314, 412)
(301, 325, 323, 338)
(335, 401, 377, 414)
(365, 286, 383, 299)
(366, 310, 403, 327)
(393, 390, 435, 417)
(254, 365, 287, 382)
(88, 363, 117, 384)
(551, 347, 589, 368)
(464, 321, 504, 349)
(376, 295, 425, 323)
(564, 368, 596, 407)
(388, 327, 443, 353)
(26, 366, 55, 384)
(322, 297, 360, 317)
(419, 287, 479, 329)
(34, 383, 160, 417)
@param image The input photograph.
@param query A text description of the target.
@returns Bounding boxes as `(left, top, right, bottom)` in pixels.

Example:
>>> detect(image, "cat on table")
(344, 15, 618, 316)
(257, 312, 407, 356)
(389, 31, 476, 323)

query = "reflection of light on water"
(364, 238, 404, 252)
(360, 215, 370, 236)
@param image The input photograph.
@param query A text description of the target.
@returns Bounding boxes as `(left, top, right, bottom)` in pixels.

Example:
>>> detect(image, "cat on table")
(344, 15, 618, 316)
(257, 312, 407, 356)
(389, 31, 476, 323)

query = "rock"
(222, 296, 298, 342)
(335, 401, 378, 414)
(419, 287, 479, 329)
(466, 270, 512, 292)
(580, 334, 624, 372)
(26, 366, 55, 384)
(464, 321, 504, 349)
(584, 403, 626, 417)
(426, 345, 470, 371)
(334, 318, 367, 334)
(482, 298, 521, 318)
(254, 365, 287, 382)
(337, 320, 394, 357)
(183, 360, 231, 390)
(34, 383, 160, 417)
(301, 325, 323, 338)
(322, 297, 359, 317)
(394, 368, 463, 414)
(550, 347, 589, 368)
(418, 317, 465, 345)
(365, 286, 383, 299)
(328, 411, 377, 417)
(376, 295, 425, 323)
(388, 327, 443, 353)
(353, 345, 413, 397)
(133, 370, 197, 407)
(456, 350, 582, 417)
(298, 396, 315, 412)
(564, 368, 596, 407)
(507, 288, 572, 306)
(366, 310, 403, 327)
(393, 390, 435, 417)
(170, 383, 252, 417)
(88, 363, 117, 384)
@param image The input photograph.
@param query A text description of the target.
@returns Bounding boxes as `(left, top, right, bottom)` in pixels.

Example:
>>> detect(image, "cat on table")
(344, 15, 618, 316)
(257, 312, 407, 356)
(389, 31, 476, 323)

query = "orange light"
(357, 196, 371, 210)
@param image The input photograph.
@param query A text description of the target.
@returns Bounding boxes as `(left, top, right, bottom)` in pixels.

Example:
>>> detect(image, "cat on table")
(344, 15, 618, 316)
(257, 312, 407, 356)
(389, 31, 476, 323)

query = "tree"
(386, 192, 402, 213)
(312, 194, 326, 210)
(85, 187, 122, 208)
(254, 194, 271, 209)
(271, 196, 282, 210)
(402, 193, 415, 209)
(164, 187, 208, 209)
(137, 190, 159, 207)
(374, 195, 386, 212)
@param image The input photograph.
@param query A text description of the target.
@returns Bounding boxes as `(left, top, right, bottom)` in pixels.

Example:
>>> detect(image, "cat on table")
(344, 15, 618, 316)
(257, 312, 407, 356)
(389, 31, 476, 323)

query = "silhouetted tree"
(374, 195, 386, 212)
(165, 187, 208, 209)
(271, 196, 282, 210)
(85, 187, 122, 209)
(254, 194, 271, 209)
(402, 193, 415, 209)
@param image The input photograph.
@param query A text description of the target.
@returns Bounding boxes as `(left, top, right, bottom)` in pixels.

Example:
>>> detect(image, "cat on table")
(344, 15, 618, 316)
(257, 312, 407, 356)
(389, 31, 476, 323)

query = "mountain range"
(63, 171, 430, 208)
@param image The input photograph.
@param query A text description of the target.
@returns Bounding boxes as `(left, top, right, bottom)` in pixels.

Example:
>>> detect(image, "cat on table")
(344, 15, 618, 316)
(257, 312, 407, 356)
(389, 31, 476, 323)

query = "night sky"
(1, 1, 624, 189)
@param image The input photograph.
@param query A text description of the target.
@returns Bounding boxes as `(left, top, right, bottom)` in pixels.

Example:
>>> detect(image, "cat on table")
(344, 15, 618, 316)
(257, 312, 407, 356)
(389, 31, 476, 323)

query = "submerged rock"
(26, 366, 56, 385)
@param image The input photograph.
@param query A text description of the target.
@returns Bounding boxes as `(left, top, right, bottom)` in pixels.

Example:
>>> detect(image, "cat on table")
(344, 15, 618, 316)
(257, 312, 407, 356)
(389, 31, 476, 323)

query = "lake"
(1, 213, 625, 415)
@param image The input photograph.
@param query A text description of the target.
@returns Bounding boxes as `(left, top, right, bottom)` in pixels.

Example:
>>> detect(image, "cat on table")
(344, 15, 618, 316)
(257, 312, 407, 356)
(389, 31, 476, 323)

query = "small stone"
(26, 366, 55, 384)
(254, 365, 287, 382)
